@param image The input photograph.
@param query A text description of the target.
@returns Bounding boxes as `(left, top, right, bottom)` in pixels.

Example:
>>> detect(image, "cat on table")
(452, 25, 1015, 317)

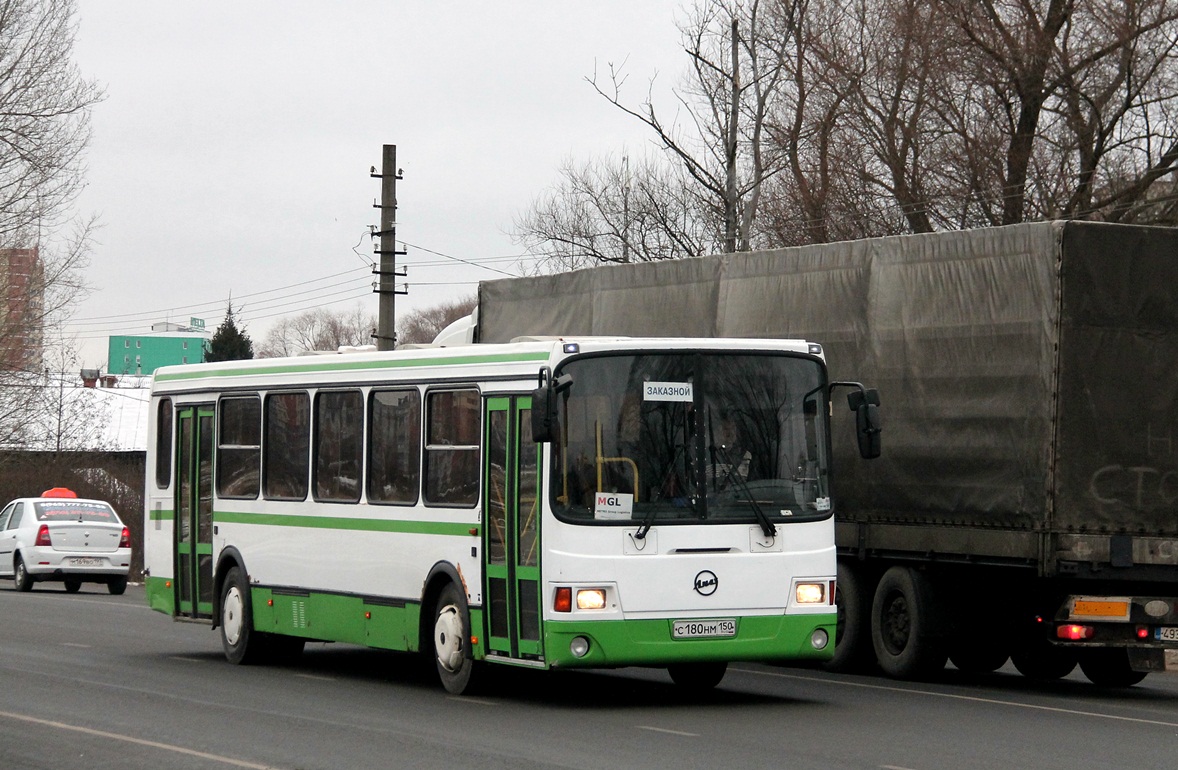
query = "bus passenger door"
(175, 405, 215, 619)
(484, 396, 542, 660)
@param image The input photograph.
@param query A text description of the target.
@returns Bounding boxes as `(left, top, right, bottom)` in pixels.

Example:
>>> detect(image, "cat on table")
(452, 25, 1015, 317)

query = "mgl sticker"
(594, 492, 634, 520)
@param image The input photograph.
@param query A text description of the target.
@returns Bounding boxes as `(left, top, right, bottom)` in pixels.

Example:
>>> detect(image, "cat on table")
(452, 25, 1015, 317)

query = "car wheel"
(14, 556, 33, 592)
(107, 576, 127, 595)
(220, 566, 264, 665)
(64, 579, 82, 593)
(433, 582, 474, 694)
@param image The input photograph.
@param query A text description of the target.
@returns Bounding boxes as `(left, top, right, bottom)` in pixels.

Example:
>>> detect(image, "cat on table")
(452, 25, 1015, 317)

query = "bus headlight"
(795, 582, 826, 604)
(576, 588, 607, 610)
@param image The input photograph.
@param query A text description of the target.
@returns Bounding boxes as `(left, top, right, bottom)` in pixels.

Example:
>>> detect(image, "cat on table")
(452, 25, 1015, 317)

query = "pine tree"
(204, 301, 254, 362)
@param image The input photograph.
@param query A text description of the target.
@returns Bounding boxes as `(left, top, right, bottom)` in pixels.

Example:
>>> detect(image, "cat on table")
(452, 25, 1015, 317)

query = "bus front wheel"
(433, 582, 474, 694)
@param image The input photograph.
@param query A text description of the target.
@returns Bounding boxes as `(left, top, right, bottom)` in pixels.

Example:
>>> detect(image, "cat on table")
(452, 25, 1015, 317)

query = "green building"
(108, 333, 205, 375)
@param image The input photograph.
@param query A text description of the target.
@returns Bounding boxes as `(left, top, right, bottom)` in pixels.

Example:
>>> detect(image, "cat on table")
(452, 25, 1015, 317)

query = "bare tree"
(257, 304, 377, 357)
(513, 153, 715, 268)
(396, 296, 477, 346)
(584, 0, 798, 256)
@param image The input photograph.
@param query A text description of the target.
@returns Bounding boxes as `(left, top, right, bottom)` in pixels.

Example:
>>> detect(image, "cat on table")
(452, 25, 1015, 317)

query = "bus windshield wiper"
(714, 445, 776, 539)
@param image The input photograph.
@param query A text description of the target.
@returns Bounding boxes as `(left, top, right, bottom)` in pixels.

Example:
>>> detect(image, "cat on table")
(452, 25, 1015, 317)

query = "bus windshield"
(551, 351, 831, 527)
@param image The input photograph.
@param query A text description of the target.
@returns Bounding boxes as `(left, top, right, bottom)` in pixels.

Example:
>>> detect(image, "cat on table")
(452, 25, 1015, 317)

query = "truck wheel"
(1011, 644, 1076, 681)
(949, 642, 1008, 674)
(1078, 649, 1148, 687)
(823, 562, 873, 672)
(870, 566, 947, 679)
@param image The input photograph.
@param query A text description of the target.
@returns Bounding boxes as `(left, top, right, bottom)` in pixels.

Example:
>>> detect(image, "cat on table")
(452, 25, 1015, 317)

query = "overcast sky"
(66, 1, 687, 366)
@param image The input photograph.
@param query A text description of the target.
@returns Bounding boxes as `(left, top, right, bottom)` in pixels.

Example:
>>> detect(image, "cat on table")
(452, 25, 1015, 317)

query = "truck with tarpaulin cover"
(460, 220, 1178, 686)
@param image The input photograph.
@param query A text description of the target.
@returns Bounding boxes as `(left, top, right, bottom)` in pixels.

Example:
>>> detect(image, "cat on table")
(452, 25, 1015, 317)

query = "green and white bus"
(144, 336, 879, 693)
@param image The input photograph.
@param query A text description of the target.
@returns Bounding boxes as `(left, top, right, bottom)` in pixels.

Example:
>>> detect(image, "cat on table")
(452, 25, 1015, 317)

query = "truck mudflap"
(1051, 595, 1178, 671)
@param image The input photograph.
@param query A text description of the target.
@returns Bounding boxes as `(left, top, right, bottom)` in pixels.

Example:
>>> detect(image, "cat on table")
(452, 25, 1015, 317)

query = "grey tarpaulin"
(479, 221, 1178, 536)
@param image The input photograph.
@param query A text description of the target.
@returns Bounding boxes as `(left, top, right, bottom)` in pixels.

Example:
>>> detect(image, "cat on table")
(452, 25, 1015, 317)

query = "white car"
(0, 488, 131, 595)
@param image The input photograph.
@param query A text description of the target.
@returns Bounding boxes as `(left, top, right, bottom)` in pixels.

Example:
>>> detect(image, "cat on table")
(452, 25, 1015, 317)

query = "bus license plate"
(1155, 627, 1178, 642)
(672, 618, 736, 639)
(69, 557, 102, 567)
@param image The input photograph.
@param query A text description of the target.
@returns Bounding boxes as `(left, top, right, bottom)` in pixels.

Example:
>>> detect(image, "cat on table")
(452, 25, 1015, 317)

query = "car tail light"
(119, 527, 131, 548)
(35, 525, 52, 547)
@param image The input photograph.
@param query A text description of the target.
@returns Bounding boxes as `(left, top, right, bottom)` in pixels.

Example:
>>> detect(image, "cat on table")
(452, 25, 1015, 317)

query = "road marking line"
(638, 726, 698, 737)
(168, 656, 205, 663)
(61, 643, 91, 648)
(0, 709, 286, 769)
(733, 667, 1178, 729)
(448, 696, 497, 706)
(293, 673, 336, 682)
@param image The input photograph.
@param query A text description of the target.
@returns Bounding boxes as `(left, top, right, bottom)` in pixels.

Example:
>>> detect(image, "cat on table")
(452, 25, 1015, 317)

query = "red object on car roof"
(40, 487, 78, 498)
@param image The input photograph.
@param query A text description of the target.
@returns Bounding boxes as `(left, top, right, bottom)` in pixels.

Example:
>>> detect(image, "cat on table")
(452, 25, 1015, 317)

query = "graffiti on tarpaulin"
(1088, 422, 1178, 508)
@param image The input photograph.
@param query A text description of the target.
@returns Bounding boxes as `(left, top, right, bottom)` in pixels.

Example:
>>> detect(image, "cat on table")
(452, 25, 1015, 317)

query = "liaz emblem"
(693, 570, 718, 596)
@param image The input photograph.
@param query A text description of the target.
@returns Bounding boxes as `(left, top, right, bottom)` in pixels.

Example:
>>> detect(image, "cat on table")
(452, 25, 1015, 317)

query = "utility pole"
(371, 144, 407, 350)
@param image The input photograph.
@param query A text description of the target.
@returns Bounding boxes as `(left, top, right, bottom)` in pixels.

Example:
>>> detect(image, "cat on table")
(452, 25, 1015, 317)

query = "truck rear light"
(1136, 626, 1150, 640)
(34, 525, 51, 547)
(1057, 624, 1095, 640)
(119, 527, 131, 548)
(554, 586, 572, 613)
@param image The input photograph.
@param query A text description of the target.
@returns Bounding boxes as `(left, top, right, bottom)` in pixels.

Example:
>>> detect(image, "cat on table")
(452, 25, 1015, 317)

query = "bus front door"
(484, 396, 542, 660)
(175, 405, 215, 619)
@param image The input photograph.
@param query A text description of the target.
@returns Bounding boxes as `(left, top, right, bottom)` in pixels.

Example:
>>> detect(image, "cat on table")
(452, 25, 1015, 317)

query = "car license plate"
(672, 618, 736, 639)
(1155, 627, 1178, 642)
(69, 557, 102, 567)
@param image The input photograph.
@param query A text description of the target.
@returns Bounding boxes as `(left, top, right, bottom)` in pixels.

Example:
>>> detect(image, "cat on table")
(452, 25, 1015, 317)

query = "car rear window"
(34, 501, 120, 524)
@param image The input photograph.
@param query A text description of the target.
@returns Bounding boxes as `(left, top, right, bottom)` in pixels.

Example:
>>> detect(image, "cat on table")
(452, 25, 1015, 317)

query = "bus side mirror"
(847, 388, 882, 459)
(531, 368, 572, 444)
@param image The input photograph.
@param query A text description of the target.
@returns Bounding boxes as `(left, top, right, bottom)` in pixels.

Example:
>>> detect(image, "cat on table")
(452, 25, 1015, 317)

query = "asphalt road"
(2, 583, 1176, 770)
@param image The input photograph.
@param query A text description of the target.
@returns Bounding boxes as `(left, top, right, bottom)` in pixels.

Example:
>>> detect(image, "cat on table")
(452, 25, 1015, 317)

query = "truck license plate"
(1155, 627, 1178, 642)
(672, 618, 736, 639)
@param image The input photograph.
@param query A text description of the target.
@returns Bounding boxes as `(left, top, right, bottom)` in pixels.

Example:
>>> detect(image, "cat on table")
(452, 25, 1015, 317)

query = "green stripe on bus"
(154, 350, 552, 381)
(214, 510, 475, 536)
(148, 509, 173, 521)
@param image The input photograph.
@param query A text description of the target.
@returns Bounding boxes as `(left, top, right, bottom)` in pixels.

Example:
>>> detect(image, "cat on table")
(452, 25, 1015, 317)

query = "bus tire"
(433, 582, 474, 694)
(1078, 649, 1148, 688)
(824, 562, 872, 672)
(870, 566, 948, 680)
(14, 555, 33, 592)
(220, 567, 264, 665)
(668, 661, 727, 691)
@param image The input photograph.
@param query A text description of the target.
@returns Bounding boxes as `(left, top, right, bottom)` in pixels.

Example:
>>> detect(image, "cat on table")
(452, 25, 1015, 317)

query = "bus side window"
(314, 390, 364, 503)
(424, 388, 480, 507)
(264, 392, 310, 500)
(368, 388, 421, 505)
(217, 397, 261, 499)
(155, 398, 172, 489)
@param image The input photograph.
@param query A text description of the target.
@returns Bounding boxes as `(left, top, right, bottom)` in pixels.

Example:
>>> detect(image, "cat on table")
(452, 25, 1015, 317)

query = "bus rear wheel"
(433, 583, 474, 694)
(220, 567, 264, 665)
